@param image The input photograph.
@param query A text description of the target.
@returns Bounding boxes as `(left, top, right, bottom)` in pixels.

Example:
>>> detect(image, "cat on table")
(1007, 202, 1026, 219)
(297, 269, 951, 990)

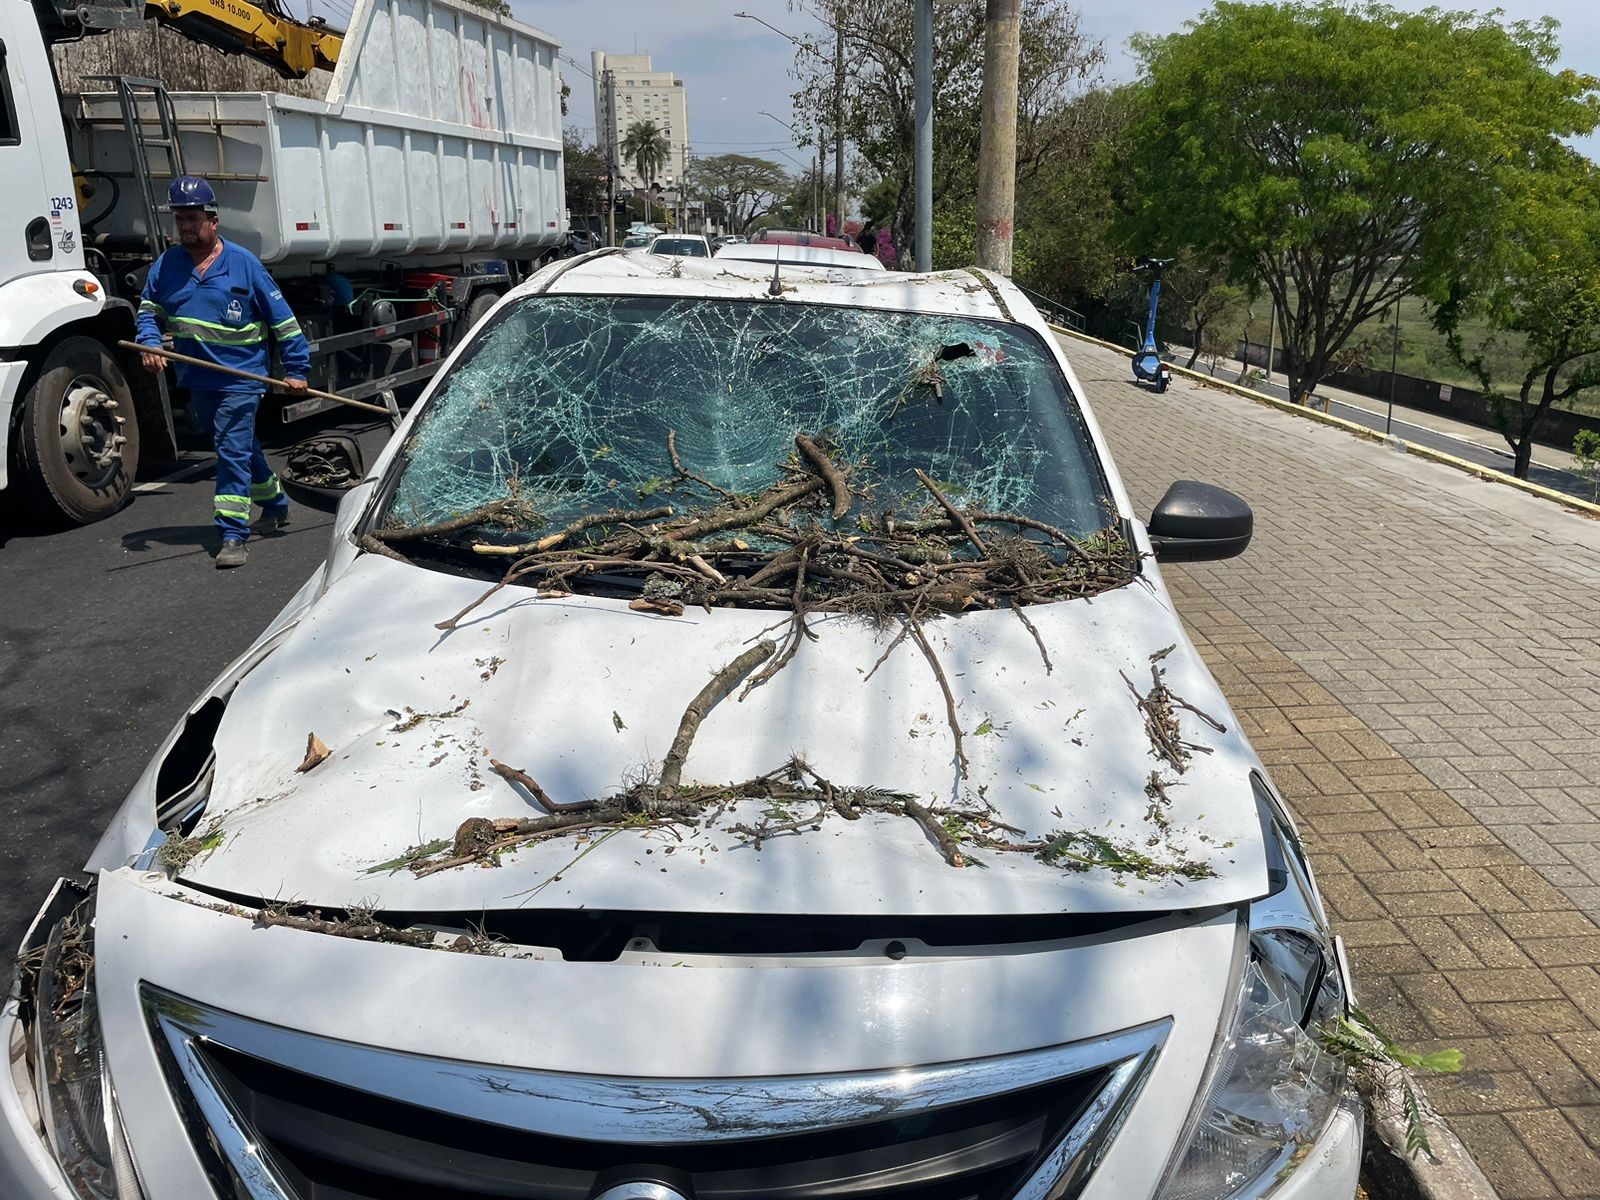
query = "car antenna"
(767, 256, 783, 297)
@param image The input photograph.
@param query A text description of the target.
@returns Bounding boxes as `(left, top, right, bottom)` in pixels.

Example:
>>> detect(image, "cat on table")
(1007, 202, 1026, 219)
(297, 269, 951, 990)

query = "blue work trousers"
(189, 389, 287, 540)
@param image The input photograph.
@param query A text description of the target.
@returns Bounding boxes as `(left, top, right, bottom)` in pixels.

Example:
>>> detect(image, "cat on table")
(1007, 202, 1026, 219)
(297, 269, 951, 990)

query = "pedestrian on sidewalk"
(135, 175, 310, 569)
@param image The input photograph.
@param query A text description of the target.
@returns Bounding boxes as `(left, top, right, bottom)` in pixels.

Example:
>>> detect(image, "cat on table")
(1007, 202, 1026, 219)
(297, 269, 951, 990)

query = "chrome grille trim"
(144, 984, 1168, 1195)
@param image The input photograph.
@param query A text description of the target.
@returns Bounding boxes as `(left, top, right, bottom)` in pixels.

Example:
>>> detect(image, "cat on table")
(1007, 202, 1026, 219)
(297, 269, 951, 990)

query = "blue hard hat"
(167, 175, 217, 211)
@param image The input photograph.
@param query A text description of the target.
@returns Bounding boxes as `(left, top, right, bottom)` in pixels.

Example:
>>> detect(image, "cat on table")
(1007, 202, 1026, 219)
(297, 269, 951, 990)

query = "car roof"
(751, 229, 859, 249)
(526, 250, 1024, 323)
(714, 243, 886, 271)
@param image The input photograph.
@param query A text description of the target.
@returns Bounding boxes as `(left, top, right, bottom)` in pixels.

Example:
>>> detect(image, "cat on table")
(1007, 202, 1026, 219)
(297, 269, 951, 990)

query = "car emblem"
(593, 1185, 688, 1200)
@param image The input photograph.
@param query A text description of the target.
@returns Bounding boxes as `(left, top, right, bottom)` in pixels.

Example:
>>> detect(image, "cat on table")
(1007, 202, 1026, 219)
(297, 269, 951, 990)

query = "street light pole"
(914, 0, 933, 271)
(833, 21, 845, 233)
(738, 10, 845, 233)
(759, 109, 819, 233)
(603, 69, 617, 247)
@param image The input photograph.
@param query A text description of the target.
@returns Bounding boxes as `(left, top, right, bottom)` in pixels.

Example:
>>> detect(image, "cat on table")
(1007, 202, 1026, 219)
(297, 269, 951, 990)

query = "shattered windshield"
(375, 294, 1135, 611)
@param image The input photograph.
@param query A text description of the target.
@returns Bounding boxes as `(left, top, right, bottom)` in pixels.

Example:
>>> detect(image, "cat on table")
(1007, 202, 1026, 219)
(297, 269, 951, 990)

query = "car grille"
(204, 1043, 1101, 1200)
(143, 987, 1165, 1200)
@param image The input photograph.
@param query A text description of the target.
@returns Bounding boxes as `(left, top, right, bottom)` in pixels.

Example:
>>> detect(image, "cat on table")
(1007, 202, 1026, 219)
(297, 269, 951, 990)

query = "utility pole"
(914, 0, 933, 271)
(975, 0, 1020, 275)
(813, 152, 821, 232)
(603, 69, 618, 247)
(833, 22, 845, 233)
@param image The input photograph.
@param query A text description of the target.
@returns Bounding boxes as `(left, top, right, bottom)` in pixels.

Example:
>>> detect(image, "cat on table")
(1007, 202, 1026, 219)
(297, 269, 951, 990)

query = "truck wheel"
(461, 290, 500, 335)
(12, 337, 140, 524)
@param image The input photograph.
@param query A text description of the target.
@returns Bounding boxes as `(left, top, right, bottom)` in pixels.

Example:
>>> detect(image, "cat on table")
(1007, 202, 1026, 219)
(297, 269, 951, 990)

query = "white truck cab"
(2, 0, 566, 526)
(1, 0, 148, 522)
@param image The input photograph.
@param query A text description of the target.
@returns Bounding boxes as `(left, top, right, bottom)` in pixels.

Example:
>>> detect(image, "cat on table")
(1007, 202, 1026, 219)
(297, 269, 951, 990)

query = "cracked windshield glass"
(379, 294, 1134, 609)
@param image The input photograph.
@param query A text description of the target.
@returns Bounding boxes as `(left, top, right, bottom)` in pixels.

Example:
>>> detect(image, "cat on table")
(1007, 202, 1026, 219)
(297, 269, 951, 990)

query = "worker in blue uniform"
(135, 176, 311, 569)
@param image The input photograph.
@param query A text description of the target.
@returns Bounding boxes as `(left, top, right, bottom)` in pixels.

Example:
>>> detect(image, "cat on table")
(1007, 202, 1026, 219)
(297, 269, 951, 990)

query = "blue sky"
(301, 1, 1598, 167)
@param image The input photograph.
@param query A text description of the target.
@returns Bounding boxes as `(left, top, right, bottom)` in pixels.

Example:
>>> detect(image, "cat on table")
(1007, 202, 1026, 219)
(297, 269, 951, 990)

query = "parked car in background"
(622, 233, 653, 249)
(563, 229, 602, 257)
(750, 229, 861, 251)
(647, 234, 712, 258)
(713, 234, 749, 248)
(1, 252, 1361, 1200)
(715, 242, 887, 272)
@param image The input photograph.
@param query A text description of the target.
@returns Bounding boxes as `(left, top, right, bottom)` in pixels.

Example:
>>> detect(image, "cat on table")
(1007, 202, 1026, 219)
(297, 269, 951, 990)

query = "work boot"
(215, 539, 248, 569)
(253, 507, 290, 536)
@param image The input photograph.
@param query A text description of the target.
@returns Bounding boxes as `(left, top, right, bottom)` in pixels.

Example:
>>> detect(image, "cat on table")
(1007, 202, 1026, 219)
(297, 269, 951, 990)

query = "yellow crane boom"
(34, 0, 342, 79)
(147, 0, 342, 76)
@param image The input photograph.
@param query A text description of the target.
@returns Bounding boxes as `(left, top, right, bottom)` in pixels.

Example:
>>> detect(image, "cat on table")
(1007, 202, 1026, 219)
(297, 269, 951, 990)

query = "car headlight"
(25, 894, 139, 1199)
(1155, 780, 1350, 1200)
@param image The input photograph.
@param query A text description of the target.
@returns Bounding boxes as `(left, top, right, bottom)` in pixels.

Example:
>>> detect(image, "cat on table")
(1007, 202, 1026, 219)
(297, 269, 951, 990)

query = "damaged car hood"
(177, 555, 1269, 915)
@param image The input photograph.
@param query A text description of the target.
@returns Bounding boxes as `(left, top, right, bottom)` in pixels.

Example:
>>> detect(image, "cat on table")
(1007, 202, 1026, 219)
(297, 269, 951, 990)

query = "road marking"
(132, 459, 214, 493)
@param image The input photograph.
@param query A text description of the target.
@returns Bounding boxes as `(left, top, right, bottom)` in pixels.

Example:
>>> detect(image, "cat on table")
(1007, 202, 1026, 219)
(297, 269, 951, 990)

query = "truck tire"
(461, 290, 500, 335)
(12, 337, 140, 524)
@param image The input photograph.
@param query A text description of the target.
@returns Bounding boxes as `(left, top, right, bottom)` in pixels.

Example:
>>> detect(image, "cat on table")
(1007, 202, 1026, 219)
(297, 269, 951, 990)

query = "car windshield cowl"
(369, 293, 1135, 613)
(367, 454, 1139, 614)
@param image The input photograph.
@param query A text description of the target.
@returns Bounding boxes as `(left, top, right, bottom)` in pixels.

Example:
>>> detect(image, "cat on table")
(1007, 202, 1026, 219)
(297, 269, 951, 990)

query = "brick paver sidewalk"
(1060, 335, 1600, 1198)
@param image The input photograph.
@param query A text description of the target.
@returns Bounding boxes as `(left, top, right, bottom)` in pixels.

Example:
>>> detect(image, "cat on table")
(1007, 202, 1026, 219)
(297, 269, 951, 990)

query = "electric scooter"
(1130, 257, 1173, 393)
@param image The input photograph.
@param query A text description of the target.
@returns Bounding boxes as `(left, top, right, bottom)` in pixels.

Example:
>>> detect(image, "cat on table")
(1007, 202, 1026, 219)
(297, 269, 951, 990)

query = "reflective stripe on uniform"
(250, 475, 283, 502)
(170, 316, 265, 346)
(214, 493, 252, 519)
(271, 315, 303, 336)
(138, 299, 166, 316)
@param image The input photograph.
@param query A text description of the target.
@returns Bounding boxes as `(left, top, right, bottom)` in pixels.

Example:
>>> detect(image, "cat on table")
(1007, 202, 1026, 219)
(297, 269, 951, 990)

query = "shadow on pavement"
(121, 523, 215, 553)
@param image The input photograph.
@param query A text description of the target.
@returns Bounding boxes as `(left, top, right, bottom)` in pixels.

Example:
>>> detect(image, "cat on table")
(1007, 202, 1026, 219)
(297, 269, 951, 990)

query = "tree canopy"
(788, 0, 1103, 267)
(1114, 2, 1599, 405)
(689, 154, 791, 234)
(1435, 153, 1600, 477)
(621, 120, 670, 186)
(563, 128, 608, 222)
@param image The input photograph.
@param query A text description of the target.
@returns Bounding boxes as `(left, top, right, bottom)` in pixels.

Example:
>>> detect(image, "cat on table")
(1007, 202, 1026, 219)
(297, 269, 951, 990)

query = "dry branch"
(795, 434, 852, 520)
(659, 641, 777, 790)
(490, 759, 597, 814)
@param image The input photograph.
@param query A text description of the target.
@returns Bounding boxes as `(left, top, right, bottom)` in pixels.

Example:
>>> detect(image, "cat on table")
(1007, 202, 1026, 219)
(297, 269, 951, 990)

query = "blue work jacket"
(135, 240, 311, 394)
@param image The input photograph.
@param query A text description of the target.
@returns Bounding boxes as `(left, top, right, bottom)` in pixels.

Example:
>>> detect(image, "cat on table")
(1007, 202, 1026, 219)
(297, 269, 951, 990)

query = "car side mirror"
(1148, 480, 1252, 562)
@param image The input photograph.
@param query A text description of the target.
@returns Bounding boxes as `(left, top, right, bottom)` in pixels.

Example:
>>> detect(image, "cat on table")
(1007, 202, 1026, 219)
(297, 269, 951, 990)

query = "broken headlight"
(1155, 782, 1349, 1200)
(26, 898, 137, 1199)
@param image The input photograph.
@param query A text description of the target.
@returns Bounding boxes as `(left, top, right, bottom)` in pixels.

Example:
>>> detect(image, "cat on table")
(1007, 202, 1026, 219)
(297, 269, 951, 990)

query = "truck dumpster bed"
(66, 0, 565, 269)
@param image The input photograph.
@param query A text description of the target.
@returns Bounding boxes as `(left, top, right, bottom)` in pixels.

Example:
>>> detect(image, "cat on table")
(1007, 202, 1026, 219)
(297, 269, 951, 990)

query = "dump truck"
(1, 0, 566, 523)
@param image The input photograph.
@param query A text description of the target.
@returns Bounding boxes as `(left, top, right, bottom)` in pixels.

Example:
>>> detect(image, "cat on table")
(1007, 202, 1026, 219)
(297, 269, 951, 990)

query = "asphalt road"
(0, 412, 393, 956)
(1242, 376, 1595, 501)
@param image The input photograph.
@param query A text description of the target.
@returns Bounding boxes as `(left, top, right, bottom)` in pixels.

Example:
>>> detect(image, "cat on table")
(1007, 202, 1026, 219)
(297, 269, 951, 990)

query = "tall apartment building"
(590, 51, 690, 189)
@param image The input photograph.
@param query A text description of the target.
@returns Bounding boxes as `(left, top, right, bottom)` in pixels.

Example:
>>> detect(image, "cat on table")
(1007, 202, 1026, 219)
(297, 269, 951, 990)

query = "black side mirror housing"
(1148, 480, 1252, 562)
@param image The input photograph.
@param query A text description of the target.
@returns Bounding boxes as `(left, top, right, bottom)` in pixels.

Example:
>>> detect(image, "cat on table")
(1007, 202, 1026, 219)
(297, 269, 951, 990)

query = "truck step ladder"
(87, 75, 186, 258)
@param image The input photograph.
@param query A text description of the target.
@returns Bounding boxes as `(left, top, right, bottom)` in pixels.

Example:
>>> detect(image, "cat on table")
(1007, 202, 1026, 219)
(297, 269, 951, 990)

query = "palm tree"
(620, 120, 670, 188)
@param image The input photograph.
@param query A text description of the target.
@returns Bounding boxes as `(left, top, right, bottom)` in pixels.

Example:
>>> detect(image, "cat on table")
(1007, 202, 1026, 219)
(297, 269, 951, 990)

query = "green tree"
(789, 1, 1103, 265)
(562, 128, 608, 224)
(1435, 156, 1600, 478)
(689, 154, 790, 235)
(1115, 2, 1599, 407)
(1160, 254, 1250, 371)
(620, 120, 670, 186)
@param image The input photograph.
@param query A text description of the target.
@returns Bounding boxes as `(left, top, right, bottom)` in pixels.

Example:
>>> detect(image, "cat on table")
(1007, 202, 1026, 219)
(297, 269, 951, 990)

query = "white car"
(715, 241, 886, 272)
(647, 234, 712, 258)
(2, 253, 1360, 1200)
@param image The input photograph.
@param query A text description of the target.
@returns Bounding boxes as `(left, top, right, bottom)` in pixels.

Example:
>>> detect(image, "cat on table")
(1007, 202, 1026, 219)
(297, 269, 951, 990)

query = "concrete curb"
(1361, 1073, 1502, 1200)
(1050, 325, 1600, 521)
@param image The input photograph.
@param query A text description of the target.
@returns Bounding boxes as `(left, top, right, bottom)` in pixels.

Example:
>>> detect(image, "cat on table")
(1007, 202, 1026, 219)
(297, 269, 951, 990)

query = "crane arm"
(33, 0, 342, 79)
